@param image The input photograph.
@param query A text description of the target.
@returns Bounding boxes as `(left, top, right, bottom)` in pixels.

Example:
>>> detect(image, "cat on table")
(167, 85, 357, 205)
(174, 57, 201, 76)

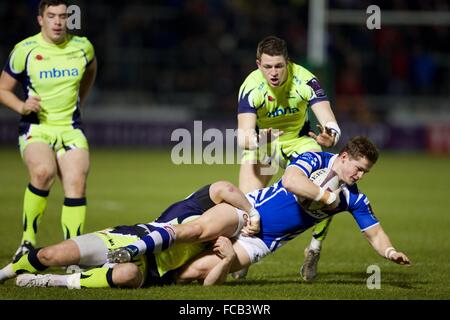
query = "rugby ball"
(300, 168, 340, 212)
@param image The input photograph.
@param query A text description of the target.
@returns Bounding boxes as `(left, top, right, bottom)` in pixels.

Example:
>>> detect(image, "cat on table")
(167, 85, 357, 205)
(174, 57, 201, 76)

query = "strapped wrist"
(324, 191, 336, 205)
(314, 188, 336, 205)
(314, 188, 325, 202)
(249, 207, 260, 220)
(325, 121, 341, 147)
(384, 247, 397, 259)
(248, 135, 259, 150)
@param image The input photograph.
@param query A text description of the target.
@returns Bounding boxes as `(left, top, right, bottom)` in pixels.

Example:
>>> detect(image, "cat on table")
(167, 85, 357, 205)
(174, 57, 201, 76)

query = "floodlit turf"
(0, 147, 449, 300)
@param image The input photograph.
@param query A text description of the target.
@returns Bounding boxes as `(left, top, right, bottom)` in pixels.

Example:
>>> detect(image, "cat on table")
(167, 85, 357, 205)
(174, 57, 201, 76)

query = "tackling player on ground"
(0, 181, 255, 288)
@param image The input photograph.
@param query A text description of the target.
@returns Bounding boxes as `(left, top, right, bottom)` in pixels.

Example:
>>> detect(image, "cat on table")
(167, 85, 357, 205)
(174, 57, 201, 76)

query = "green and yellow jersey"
(238, 62, 328, 142)
(154, 213, 206, 277)
(4, 32, 95, 128)
(155, 242, 206, 277)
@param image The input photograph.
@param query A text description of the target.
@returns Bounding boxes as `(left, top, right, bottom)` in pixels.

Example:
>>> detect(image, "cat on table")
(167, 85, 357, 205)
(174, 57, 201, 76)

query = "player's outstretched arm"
(363, 224, 411, 265)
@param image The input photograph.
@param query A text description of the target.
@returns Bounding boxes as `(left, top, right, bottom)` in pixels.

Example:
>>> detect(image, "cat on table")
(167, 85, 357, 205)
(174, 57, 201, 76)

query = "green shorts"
(18, 124, 89, 158)
(241, 135, 321, 169)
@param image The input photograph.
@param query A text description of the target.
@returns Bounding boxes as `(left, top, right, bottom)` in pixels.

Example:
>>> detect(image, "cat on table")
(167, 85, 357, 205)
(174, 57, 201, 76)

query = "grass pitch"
(0, 147, 449, 300)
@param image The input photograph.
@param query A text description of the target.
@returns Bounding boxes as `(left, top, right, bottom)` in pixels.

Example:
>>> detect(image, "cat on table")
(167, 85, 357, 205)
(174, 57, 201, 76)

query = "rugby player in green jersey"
(236, 36, 341, 281)
(0, 0, 97, 261)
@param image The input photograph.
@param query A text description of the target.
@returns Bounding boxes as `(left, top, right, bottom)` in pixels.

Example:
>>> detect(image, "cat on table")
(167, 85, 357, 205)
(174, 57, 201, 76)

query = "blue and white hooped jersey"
(247, 151, 379, 252)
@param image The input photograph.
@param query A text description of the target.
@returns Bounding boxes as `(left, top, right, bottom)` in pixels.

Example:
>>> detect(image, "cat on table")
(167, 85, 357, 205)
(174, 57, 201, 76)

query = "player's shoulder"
(290, 61, 315, 82)
(241, 69, 266, 90)
(12, 34, 40, 53)
(292, 151, 334, 163)
(67, 34, 94, 49)
(289, 151, 336, 174)
(342, 183, 368, 206)
(344, 183, 360, 195)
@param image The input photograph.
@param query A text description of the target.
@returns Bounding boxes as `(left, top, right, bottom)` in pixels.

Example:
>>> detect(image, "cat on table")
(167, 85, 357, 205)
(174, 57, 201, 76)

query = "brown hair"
(39, 0, 69, 16)
(339, 136, 379, 164)
(256, 36, 288, 61)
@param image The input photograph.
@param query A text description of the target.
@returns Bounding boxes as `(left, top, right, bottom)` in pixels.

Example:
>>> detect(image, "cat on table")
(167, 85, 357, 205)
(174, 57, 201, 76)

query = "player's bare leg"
(107, 202, 248, 263)
(238, 161, 273, 193)
(1, 239, 80, 284)
(57, 148, 90, 240)
(175, 203, 245, 242)
(37, 239, 81, 266)
(13, 143, 57, 261)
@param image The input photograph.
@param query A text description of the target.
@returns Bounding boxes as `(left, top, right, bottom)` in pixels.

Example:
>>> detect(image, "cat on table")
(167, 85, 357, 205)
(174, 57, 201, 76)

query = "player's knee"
(62, 176, 87, 197)
(176, 223, 204, 242)
(66, 175, 87, 189)
(210, 181, 237, 199)
(31, 167, 56, 188)
(113, 263, 142, 288)
(37, 247, 58, 265)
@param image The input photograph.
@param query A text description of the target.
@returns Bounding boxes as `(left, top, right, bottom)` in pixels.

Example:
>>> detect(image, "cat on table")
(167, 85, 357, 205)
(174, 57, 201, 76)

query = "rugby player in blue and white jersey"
(176, 136, 411, 282)
(108, 136, 410, 278)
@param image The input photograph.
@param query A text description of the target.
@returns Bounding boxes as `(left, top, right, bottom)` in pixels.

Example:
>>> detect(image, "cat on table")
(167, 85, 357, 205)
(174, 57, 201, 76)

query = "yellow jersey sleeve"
(4, 37, 39, 79)
(293, 64, 328, 106)
(237, 71, 266, 113)
(70, 35, 95, 65)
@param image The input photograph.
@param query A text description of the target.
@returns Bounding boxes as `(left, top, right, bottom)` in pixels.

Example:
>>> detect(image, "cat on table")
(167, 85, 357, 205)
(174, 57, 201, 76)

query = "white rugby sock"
(0, 263, 15, 281)
(66, 273, 81, 289)
(309, 237, 322, 251)
(45, 274, 71, 287)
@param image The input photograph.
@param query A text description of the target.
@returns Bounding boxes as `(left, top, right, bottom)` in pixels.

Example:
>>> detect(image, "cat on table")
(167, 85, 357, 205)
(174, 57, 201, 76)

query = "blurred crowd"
(0, 0, 448, 123)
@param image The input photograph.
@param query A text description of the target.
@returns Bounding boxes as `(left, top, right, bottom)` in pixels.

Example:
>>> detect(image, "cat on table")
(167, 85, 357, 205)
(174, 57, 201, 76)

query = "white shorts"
(71, 233, 109, 267)
(234, 233, 270, 264)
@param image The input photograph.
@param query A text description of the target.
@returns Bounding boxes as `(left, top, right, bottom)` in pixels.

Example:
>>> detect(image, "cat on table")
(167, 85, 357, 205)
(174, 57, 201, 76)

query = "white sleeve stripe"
(287, 163, 310, 176)
(360, 222, 380, 232)
(343, 187, 350, 209)
(9, 51, 20, 74)
(255, 188, 287, 207)
(355, 194, 365, 204)
(295, 160, 313, 173)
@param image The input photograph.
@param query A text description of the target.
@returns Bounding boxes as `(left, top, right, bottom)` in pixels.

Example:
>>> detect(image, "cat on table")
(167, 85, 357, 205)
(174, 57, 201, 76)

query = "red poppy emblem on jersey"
(268, 96, 274, 101)
(36, 54, 43, 60)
